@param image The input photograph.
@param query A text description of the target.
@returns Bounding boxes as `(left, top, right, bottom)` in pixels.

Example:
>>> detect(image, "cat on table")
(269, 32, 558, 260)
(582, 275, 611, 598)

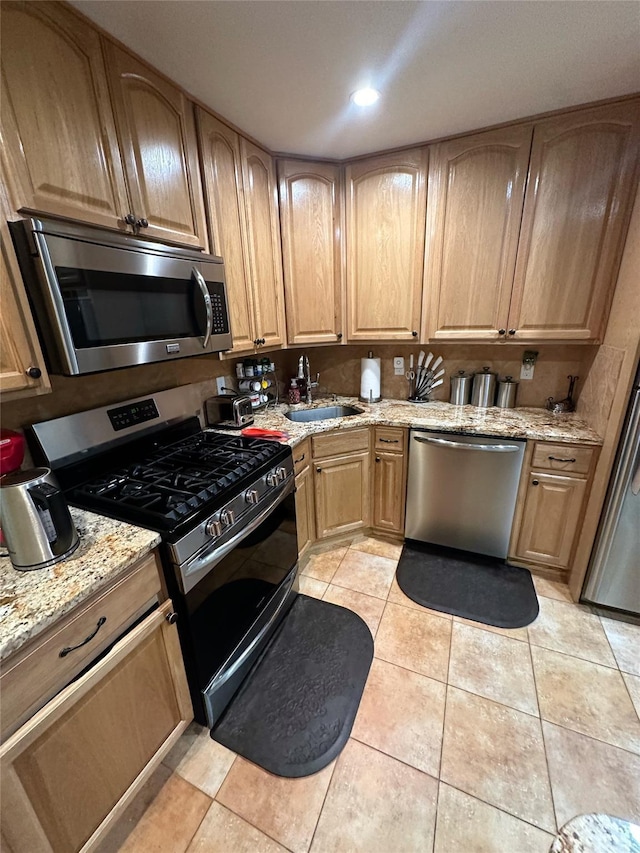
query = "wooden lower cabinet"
(0, 601, 192, 853)
(314, 451, 370, 539)
(512, 471, 587, 569)
(295, 464, 315, 557)
(373, 450, 406, 534)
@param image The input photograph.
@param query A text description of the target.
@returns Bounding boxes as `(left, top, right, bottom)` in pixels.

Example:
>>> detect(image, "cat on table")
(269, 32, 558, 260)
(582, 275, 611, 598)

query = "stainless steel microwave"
(9, 217, 232, 375)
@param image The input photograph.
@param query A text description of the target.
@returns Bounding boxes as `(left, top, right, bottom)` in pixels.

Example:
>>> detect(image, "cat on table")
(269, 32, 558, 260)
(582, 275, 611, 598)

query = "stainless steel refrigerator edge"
(582, 367, 640, 615)
(405, 430, 526, 558)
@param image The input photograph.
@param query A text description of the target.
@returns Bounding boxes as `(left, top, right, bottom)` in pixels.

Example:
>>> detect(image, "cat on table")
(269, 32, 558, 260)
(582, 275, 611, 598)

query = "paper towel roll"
(360, 356, 381, 402)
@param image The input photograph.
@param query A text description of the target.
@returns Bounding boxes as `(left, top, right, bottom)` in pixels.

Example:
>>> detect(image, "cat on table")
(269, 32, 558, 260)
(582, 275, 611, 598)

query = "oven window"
(55, 266, 212, 347)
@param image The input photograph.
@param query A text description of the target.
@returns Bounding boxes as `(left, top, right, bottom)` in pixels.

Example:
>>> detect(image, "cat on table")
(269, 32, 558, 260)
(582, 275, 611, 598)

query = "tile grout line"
(305, 754, 341, 853)
(432, 607, 456, 853)
(528, 637, 560, 834)
(598, 612, 632, 676)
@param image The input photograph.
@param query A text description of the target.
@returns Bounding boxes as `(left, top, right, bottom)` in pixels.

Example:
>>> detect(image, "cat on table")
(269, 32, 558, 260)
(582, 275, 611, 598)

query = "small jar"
(244, 361, 255, 378)
(235, 362, 245, 380)
(238, 379, 261, 393)
(288, 378, 301, 404)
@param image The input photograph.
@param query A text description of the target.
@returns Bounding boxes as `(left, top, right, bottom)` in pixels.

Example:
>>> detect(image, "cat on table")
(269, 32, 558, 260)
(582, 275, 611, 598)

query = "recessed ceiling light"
(351, 88, 380, 107)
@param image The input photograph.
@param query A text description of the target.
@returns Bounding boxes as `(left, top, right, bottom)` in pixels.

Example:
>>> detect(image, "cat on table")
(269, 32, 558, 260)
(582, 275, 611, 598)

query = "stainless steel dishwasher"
(405, 430, 526, 558)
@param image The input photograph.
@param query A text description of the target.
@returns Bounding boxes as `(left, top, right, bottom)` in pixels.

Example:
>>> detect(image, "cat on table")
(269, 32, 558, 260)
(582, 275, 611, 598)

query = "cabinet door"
(0, 602, 191, 853)
(424, 126, 533, 341)
(513, 472, 587, 568)
(0, 1, 129, 230)
(314, 451, 370, 539)
(509, 102, 640, 341)
(0, 188, 50, 398)
(198, 110, 256, 354)
(346, 149, 428, 340)
(105, 43, 207, 249)
(295, 466, 315, 557)
(240, 139, 287, 349)
(373, 451, 406, 534)
(278, 159, 344, 345)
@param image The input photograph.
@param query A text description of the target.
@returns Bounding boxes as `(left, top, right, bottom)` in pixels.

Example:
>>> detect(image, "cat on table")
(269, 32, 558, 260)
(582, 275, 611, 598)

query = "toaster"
(204, 394, 254, 429)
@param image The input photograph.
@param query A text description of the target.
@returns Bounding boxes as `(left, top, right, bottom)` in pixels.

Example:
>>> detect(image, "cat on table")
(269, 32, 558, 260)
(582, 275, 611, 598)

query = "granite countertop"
(215, 397, 603, 447)
(551, 814, 640, 852)
(0, 508, 160, 661)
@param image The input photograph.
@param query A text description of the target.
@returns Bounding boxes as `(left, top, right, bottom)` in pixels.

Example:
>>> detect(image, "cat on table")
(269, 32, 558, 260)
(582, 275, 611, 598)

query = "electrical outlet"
(520, 362, 535, 380)
(216, 375, 235, 394)
(393, 356, 405, 376)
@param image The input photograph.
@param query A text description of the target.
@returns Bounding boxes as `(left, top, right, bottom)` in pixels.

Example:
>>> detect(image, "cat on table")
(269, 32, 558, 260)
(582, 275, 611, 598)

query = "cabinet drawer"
(531, 442, 595, 474)
(312, 428, 370, 460)
(374, 426, 406, 453)
(0, 551, 162, 740)
(292, 438, 311, 475)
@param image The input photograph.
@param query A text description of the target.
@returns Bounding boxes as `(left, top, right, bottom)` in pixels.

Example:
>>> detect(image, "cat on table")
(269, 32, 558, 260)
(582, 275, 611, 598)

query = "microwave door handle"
(193, 267, 213, 348)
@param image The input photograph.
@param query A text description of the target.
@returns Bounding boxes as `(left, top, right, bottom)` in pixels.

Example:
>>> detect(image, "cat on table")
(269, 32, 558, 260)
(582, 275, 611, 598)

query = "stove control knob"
(245, 489, 260, 504)
(221, 509, 235, 527)
(206, 518, 223, 537)
(276, 466, 287, 482)
(266, 471, 279, 487)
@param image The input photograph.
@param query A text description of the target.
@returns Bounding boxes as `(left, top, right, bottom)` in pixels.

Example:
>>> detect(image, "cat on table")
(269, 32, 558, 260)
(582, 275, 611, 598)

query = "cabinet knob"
(166, 611, 178, 625)
(123, 213, 136, 227)
(136, 217, 149, 229)
(316, 468, 322, 473)
(337, 332, 343, 341)
(508, 329, 517, 336)
(532, 479, 540, 486)
(26, 366, 42, 379)
(411, 330, 418, 337)
(375, 456, 380, 462)
(498, 329, 506, 336)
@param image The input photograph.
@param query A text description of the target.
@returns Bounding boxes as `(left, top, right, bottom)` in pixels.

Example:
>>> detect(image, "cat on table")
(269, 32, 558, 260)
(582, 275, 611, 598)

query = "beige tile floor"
(98, 536, 640, 853)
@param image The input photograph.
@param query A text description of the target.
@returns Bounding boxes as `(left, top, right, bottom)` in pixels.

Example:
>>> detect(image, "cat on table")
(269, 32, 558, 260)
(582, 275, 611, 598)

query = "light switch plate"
(393, 357, 405, 375)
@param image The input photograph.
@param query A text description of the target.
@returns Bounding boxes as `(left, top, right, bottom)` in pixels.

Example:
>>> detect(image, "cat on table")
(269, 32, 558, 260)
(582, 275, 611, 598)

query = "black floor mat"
(396, 540, 539, 628)
(211, 594, 374, 778)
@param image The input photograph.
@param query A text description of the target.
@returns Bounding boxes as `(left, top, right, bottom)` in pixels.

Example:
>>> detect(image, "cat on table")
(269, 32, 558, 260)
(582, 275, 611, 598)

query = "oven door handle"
(193, 267, 213, 349)
(184, 477, 294, 584)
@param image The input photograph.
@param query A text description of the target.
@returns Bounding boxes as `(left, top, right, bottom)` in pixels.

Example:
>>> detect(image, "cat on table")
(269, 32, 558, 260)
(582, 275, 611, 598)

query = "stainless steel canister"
(449, 371, 472, 405)
(496, 375, 519, 408)
(471, 367, 497, 407)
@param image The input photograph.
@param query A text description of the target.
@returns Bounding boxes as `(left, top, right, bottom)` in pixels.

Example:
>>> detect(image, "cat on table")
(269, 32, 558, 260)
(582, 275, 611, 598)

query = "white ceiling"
(71, 0, 640, 159)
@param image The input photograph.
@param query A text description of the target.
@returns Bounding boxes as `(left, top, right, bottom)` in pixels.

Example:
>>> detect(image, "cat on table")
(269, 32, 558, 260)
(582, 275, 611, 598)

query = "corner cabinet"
(104, 43, 208, 249)
(423, 125, 533, 341)
(0, 1, 129, 231)
(508, 102, 640, 342)
(312, 429, 371, 539)
(372, 427, 408, 536)
(345, 149, 428, 341)
(278, 159, 344, 345)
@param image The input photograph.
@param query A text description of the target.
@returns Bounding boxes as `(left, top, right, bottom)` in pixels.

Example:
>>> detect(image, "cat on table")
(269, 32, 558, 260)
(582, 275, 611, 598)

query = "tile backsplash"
(2, 343, 597, 436)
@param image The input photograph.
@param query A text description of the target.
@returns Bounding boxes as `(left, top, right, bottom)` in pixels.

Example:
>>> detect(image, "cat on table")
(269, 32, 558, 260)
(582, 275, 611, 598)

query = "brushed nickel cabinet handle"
(380, 438, 399, 444)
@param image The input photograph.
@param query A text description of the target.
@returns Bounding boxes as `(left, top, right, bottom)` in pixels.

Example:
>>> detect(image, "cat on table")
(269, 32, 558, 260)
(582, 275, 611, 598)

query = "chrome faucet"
(298, 354, 319, 404)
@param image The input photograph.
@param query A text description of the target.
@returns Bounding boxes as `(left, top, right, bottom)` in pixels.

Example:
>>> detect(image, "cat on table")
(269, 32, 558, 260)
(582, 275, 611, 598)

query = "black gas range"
(28, 386, 300, 727)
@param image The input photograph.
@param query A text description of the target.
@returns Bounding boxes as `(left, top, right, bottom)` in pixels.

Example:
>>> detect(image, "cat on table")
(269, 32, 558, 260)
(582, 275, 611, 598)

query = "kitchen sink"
(284, 405, 363, 422)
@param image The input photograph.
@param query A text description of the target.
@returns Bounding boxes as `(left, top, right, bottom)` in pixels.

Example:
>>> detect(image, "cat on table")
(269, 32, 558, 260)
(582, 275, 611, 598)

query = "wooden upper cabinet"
(424, 125, 533, 341)
(278, 160, 344, 345)
(240, 139, 287, 349)
(346, 149, 428, 340)
(0, 1, 129, 230)
(197, 110, 255, 353)
(509, 102, 640, 341)
(104, 43, 208, 249)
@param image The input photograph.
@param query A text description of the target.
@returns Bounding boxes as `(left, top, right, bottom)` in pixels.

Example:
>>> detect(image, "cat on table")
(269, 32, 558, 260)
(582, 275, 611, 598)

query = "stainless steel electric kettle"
(0, 467, 79, 570)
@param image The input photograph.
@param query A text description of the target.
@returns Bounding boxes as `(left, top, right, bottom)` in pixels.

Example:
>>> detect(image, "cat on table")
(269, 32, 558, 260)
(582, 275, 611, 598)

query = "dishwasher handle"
(413, 435, 521, 453)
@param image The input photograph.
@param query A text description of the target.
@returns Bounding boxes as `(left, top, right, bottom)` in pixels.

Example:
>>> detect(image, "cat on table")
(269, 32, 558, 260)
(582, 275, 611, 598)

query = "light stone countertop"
(550, 814, 640, 852)
(0, 508, 160, 661)
(213, 397, 603, 447)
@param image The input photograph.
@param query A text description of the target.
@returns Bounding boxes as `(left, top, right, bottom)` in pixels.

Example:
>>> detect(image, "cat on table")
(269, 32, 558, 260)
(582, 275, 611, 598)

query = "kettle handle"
(29, 483, 75, 556)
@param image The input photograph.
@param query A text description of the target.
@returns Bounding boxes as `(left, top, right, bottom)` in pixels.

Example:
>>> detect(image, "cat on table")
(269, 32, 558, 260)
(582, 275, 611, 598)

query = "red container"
(0, 429, 25, 475)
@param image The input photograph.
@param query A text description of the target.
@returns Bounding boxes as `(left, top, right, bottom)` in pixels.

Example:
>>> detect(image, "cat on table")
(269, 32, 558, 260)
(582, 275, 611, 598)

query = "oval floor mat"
(397, 540, 539, 628)
(211, 593, 374, 778)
